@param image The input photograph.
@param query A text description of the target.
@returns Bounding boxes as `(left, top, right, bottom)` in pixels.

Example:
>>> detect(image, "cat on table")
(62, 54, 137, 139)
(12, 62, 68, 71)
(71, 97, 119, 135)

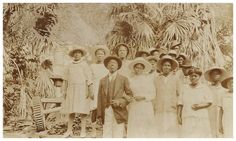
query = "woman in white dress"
(127, 57, 156, 138)
(89, 45, 109, 137)
(177, 67, 213, 138)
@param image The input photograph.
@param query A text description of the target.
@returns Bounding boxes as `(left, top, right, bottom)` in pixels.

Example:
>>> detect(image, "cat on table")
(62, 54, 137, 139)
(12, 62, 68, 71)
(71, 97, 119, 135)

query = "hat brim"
(150, 49, 160, 55)
(204, 67, 227, 82)
(221, 76, 233, 89)
(91, 46, 110, 61)
(157, 57, 178, 71)
(146, 56, 159, 62)
(129, 59, 152, 73)
(104, 56, 122, 70)
(69, 48, 87, 57)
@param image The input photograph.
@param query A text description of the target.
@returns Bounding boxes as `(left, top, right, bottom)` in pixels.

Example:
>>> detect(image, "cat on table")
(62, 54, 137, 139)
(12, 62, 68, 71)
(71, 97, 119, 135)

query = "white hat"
(68, 46, 87, 57)
(129, 57, 152, 73)
(157, 55, 179, 71)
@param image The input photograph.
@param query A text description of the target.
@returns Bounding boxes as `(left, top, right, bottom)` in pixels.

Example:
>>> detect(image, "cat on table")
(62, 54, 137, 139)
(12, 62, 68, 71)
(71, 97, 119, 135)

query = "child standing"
(62, 46, 94, 137)
(204, 67, 226, 137)
(177, 68, 213, 138)
(90, 45, 109, 137)
(218, 73, 233, 138)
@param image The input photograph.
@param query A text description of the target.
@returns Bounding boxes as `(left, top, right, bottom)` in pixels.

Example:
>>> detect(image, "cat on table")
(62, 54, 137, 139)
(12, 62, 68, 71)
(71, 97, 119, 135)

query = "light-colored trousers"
(103, 106, 125, 138)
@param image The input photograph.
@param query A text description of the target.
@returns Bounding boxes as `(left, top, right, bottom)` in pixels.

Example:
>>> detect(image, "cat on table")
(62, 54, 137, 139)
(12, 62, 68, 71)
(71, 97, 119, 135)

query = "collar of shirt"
(108, 71, 118, 81)
(73, 58, 83, 64)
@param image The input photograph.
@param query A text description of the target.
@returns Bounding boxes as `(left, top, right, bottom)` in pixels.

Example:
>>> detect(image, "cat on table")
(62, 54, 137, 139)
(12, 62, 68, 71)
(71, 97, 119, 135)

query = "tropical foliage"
(106, 3, 226, 71)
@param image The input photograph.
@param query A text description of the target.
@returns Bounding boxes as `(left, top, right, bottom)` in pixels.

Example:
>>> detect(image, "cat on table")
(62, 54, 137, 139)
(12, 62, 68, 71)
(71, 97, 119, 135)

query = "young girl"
(218, 73, 233, 138)
(177, 68, 213, 138)
(127, 57, 156, 138)
(90, 45, 109, 137)
(204, 67, 226, 137)
(154, 55, 180, 137)
(62, 46, 93, 137)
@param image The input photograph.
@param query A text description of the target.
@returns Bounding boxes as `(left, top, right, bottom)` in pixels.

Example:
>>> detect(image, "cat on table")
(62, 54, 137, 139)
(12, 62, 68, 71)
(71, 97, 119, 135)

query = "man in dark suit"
(97, 56, 133, 138)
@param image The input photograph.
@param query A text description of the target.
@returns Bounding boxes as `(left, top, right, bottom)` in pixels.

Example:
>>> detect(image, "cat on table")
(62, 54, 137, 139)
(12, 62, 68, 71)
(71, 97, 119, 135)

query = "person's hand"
(87, 85, 94, 100)
(191, 104, 200, 111)
(111, 99, 121, 107)
(134, 96, 145, 102)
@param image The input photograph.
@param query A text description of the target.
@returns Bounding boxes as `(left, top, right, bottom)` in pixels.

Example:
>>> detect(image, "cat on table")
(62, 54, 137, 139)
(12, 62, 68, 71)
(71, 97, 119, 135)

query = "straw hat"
(157, 55, 179, 71)
(68, 46, 87, 57)
(129, 57, 152, 73)
(204, 67, 227, 82)
(103, 56, 122, 70)
(90, 45, 110, 61)
(50, 74, 65, 81)
(221, 73, 233, 89)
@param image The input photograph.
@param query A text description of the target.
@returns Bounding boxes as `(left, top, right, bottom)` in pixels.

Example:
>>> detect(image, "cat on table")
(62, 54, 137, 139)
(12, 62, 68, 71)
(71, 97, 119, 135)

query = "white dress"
(178, 83, 213, 138)
(217, 91, 233, 138)
(127, 74, 156, 138)
(62, 60, 93, 114)
(90, 63, 109, 110)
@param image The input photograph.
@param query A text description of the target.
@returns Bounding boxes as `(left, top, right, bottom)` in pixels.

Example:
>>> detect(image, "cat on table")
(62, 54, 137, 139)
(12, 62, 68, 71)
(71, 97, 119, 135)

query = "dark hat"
(149, 48, 160, 56)
(114, 43, 129, 56)
(177, 53, 188, 60)
(135, 51, 150, 58)
(104, 56, 122, 70)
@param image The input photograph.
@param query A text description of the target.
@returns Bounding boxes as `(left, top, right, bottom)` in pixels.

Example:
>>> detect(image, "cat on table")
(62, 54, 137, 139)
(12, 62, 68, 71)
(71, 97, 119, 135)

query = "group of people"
(49, 42, 233, 138)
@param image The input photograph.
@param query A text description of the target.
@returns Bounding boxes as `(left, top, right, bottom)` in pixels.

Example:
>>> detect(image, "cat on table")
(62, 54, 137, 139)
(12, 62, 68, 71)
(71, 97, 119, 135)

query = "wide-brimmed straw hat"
(50, 74, 65, 81)
(221, 73, 233, 89)
(91, 45, 110, 56)
(157, 55, 179, 71)
(204, 67, 227, 82)
(168, 50, 177, 58)
(103, 56, 122, 70)
(129, 57, 152, 73)
(68, 46, 87, 57)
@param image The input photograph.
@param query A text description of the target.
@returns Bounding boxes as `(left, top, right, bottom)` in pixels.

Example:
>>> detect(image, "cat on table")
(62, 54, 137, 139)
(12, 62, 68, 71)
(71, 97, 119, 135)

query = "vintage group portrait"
(2, 2, 233, 138)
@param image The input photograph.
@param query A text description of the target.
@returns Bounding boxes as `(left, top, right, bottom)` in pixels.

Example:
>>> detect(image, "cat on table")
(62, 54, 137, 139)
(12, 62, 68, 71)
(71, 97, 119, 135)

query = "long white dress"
(127, 74, 156, 138)
(90, 63, 109, 110)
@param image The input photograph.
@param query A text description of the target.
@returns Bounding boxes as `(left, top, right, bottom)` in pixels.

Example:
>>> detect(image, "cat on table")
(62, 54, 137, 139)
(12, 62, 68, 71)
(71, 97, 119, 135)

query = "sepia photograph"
(2, 2, 233, 138)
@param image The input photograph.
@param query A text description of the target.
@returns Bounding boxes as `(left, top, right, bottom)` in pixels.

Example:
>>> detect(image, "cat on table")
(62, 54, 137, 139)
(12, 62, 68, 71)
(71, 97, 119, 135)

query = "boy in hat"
(153, 55, 181, 137)
(146, 56, 160, 81)
(62, 46, 93, 137)
(204, 67, 226, 137)
(218, 73, 233, 138)
(114, 43, 131, 78)
(97, 56, 133, 138)
(90, 45, 110, 137)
